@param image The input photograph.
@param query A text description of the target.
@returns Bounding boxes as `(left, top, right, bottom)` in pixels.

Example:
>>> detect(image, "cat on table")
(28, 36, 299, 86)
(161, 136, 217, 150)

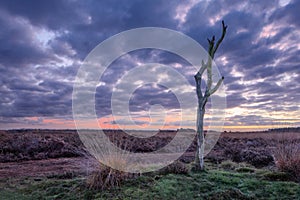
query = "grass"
(1, 168, 300, 200)
(273, 134, 300, 182)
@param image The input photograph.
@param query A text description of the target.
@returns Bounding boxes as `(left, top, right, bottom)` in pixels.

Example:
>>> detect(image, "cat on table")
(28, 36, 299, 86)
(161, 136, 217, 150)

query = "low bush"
(261, 171, 293, 182)
(158, 161, 189, 175)
(273, 136, 300, 182)
(220, 160, 237, 170)
(235, 167, 255, 173)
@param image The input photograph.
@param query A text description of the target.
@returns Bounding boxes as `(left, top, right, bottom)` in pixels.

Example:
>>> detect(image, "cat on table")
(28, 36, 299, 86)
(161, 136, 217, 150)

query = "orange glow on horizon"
(3, 116, 297, 132)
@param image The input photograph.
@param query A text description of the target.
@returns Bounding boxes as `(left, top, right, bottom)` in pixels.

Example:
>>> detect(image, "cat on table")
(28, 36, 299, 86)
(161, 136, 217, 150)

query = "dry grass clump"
(87, 165, 128, 190)
(273, 134, 300, 182)
(86, 149, 136, 190)
(87, 154, 133, 190)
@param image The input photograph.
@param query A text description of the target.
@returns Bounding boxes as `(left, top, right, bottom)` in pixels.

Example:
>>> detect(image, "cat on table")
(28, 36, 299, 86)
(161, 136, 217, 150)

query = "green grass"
(1, 170, 299, 200)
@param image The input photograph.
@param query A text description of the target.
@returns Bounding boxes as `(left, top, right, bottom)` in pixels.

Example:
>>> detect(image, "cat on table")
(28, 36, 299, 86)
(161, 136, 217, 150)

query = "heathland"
(0, 128, 299, 199)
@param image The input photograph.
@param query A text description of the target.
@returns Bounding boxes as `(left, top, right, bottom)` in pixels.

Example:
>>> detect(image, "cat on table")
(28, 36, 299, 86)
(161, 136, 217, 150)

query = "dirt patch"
(0, 157, 98, 179)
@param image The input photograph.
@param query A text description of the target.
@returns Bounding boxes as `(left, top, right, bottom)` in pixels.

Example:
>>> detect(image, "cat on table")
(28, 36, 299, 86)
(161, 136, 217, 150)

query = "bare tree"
(193, 21, 227, 171)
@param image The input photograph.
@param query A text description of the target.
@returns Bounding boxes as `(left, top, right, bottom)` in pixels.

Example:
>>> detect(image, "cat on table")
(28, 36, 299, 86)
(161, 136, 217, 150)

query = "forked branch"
(212, 20, 227, 59)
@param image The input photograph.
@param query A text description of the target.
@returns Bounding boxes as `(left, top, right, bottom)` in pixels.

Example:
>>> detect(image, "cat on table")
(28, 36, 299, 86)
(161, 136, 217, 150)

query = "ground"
(0, 129, 299, 199)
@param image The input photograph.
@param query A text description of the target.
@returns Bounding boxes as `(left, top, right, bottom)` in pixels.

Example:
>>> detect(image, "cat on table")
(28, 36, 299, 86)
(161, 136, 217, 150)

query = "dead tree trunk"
(193, 21, 227, 171)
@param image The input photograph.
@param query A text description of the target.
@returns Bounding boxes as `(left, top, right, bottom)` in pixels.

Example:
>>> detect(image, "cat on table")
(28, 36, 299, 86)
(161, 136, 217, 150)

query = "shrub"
(261, 171, 293, 182)
(220, 160, 237, 170)
(231, 148, 274, 168)
(159, 161, 189, 175)
(273, 135, 300, 182)
(235, 167, 255, 173)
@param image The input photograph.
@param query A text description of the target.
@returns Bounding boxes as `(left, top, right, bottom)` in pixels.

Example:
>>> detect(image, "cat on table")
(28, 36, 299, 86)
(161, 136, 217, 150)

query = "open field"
(1, 169, 300, 200)
(0, 129, 299, 199)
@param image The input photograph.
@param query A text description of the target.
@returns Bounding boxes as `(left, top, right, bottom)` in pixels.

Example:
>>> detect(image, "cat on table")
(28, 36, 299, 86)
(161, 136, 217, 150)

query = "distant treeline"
(268, 127, 300, 132)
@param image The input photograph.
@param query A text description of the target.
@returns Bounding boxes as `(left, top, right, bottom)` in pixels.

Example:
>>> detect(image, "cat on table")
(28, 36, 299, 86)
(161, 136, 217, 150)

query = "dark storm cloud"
(226, 82, 246, 91)
(52, 0, 181, 60)
(95, 85, 113, 117)
(94, 48, 195, 118)
(0, 0, 84, 30)
(256, 82, 285, 94)
(0, 79, 73, 118)
(0, 12, 56, 67)
(125, 0, 179, 28)
(226, 114, 279, 126)
(129, 84, 180, 111)
(0, 0, 299, 129)
(226, 93, 247, 109)
(270, 0, 300, 27)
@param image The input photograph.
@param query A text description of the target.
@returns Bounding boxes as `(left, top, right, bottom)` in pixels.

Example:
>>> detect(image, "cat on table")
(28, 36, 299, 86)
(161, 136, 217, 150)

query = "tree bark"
(194, 106, 205, 170)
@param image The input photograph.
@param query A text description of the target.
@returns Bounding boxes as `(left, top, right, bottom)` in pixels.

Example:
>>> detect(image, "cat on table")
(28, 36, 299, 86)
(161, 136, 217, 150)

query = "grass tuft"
(220, 160, 237, 170)
(86, 165, 129, 190)
(86, 148, 136, 190)
(260, 171, 293, 182)
(158, 161, 189, 175)
(273, 134, 300, 182)
(235, 167, 255, 173)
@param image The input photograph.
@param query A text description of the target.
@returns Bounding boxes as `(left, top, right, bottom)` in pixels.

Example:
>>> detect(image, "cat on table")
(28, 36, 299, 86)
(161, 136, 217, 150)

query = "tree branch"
(198, 60, 207, 75)
(212, 20, 227, 59)
(207, 36, 215, 56)
(201, 95, 208, 110)
(209, 76, 224, 95)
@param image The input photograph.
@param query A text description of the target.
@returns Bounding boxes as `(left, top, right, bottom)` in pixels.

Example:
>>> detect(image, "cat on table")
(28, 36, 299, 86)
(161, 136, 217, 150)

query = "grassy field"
(1, 129, 299, 199)
(1, 167, 299, 200)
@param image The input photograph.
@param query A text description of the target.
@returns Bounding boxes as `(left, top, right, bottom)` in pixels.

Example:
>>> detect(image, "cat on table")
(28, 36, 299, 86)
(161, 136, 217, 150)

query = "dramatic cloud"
(0, 0, 299, 130)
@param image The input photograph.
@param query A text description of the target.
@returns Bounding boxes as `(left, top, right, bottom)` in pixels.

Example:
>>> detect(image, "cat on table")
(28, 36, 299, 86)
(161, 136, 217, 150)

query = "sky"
(0, 0, 299, 131)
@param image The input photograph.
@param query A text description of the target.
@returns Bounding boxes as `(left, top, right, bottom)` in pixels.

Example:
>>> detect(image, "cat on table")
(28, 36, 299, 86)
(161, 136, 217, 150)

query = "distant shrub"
(159, 161, 189, 175)
(273, 136, 300, 182)
(220, 160, 237, 170)
(261, 171, 293, 182)
(235, 167, 255, 173)
(231, 148, 274, 168)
